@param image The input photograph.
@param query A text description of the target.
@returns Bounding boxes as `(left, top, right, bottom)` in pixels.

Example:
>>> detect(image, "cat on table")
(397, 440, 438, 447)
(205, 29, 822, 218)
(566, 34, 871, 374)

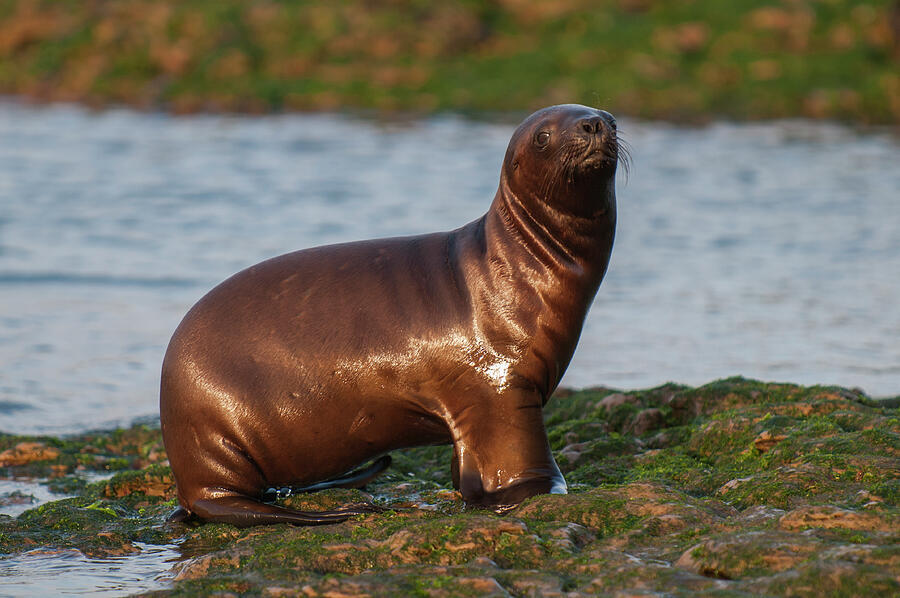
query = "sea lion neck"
(466, 178, 615, 400)
(486, 172, 617, 278)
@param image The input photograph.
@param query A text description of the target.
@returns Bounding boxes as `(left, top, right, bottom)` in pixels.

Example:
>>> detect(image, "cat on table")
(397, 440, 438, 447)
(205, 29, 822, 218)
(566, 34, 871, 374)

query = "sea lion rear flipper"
(277, 455, 392, 495)
(312, 454, 392, 490)
(189, 495, 380, 528)
(166, 506, 194, 524)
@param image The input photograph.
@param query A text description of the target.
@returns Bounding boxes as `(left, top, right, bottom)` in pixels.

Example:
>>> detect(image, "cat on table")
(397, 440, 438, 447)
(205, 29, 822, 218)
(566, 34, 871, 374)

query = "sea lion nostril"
(593, 111, 617, 132)
(580, 117, 608, 135)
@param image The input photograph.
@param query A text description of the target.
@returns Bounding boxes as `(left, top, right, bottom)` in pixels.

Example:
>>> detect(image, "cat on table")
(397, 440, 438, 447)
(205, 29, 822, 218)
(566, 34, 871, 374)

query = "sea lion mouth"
(563, 112, 621, 175)
(581, 137, 619, 169)
(577, 124, 632, 180)
(572, 133, 620, 175)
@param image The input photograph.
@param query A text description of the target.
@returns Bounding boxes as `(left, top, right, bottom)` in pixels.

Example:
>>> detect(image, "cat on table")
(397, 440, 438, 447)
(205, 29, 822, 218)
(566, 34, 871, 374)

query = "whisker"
(616, 135, 633, 184)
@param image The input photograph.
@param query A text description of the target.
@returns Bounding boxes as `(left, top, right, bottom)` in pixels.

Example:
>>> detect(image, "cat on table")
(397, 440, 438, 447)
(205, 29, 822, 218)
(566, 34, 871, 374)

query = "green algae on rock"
(1, 377, 898, 596)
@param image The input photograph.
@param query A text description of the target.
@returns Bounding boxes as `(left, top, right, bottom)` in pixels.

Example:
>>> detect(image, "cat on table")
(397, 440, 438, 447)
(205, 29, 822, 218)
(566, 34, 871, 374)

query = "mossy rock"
(2, 378, 898, 595)
(1, 496, 175, 558)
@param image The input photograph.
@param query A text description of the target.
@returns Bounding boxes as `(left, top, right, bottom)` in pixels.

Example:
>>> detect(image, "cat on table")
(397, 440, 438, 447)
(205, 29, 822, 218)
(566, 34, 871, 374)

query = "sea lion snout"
(579, 116, 604, 134)
(577, 110, 617, 147)
(578, 110, 616, 136)
(571, 113, 619, 176)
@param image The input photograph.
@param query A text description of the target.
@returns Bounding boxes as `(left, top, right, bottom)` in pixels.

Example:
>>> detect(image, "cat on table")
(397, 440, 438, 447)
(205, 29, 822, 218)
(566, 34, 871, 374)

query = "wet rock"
(753, 430, 787, 453)
(1, 497, 164, 558)
(297, 566, 514, 597)
(820, 543, 900, 568)
(301, 577, 375, 598)
(468, 555, 499, 568)
(504, 575, 565, 597)
(557, 434, 640, 470)
(174, 551, 247, 581)
(546, 522, 595, 554)
(0, 490, 36, 507)
(778, 505, 895, 532)
(746, 560, 900, 597)
(101, 463, 175, 499)
(0, 442, 60, 466)
(455, 577, 508, 595)
(675, 531, 824, 579)
(514, 481, 731, 545)
(853, 489, 885, 506)
(717, 477, 754, 496)
(281, 488, 377, 512)
(733, 504, 786, 527)
(624, 408, 664, 436)
(560, 441, 590, 465)
(716, 466, 828, 509)
(584, 553, 724, 594)
(598, 393, 640, 411)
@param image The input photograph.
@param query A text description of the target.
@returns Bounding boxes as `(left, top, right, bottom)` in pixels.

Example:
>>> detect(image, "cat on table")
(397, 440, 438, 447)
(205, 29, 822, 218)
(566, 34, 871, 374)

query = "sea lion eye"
(535, 131, 550, 147)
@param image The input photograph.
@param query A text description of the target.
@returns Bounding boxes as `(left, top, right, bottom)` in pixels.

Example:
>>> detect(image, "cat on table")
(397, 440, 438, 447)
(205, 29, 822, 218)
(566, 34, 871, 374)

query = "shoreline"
(1, 377, 898, 595)
(5, 94, 900, 136)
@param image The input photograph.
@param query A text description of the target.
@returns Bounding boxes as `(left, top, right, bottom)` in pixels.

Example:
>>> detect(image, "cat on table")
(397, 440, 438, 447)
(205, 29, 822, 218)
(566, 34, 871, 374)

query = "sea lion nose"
(598, 110, 616, 129)
(579, 114, 615, 135)
(580, 117, 601, 134)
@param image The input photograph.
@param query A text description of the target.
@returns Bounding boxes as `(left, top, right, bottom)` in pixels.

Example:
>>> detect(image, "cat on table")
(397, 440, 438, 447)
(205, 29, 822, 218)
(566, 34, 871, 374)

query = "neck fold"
(486, 176, 616, 283)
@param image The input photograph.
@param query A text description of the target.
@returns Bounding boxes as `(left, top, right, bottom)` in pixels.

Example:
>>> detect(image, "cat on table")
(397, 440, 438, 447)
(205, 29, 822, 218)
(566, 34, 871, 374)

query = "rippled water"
(1, 102, 899, 436)
(0, 544, 178, 596)
(0, 478, 68, 518)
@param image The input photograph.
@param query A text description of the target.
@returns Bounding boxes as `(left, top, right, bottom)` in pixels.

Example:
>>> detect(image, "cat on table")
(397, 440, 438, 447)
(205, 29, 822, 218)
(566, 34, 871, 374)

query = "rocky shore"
(1, 377, 898, 596)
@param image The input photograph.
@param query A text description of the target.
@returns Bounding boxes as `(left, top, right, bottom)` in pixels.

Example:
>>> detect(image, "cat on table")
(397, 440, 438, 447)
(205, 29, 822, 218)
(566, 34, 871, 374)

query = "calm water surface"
(1, 102, 899, 436)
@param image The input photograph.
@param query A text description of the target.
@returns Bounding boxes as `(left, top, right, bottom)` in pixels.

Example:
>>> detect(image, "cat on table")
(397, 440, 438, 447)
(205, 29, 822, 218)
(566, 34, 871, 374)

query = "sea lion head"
(501, 104, 619, 217)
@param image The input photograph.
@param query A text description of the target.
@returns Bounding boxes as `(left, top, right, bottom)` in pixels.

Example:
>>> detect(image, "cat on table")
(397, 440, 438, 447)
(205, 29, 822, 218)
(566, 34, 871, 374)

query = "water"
(0, 544, 178, 596)
(0, 102, 898, 438)
(0, 477, 68, 518)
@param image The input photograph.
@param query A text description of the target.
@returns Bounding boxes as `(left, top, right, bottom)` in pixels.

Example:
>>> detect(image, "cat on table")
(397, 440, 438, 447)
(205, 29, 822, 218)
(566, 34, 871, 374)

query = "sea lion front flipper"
(451, 388, 567, 508)
(189, 495, 380, 528)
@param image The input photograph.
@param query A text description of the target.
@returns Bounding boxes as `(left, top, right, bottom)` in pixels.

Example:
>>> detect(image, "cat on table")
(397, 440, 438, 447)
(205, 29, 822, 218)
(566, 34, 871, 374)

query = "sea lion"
(160, 103, 620, 527)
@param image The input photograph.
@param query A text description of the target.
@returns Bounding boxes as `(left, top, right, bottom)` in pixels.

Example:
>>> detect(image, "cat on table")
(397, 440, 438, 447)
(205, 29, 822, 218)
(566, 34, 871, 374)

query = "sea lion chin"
(159, 103, 619, 527)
